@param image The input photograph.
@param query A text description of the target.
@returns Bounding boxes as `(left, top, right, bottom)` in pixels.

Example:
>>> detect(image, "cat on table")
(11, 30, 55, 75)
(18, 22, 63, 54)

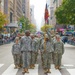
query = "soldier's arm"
(20, 38, 23, 52)
(62, 43, 65, 55)
(46, 29, 52, 42)
(40, 42, 44, 52)
(12, 45, 14, 55)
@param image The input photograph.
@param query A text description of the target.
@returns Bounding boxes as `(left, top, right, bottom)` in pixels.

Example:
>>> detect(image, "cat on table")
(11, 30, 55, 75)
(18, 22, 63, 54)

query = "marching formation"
(11, 29, 64, 74)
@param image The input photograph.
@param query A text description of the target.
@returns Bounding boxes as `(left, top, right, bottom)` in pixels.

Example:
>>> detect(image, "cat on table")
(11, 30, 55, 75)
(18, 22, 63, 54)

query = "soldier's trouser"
(30, 52, 35, 65)
(35, 52, 38, 63)
(22, 52, 31, 68)
(13, 54, 20, 66)
(20, 54, 23, 65)
(54, 53, 62, 66)
(41, 52, 44, 66)
(52, 52, 54, 64)
(43, 52, 52, 69)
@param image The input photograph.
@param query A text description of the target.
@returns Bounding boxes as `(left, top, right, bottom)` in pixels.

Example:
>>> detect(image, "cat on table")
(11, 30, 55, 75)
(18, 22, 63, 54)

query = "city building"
(30, 5, 35, 24)
(0, 0, 4, 13)
(47, 0, 62, 26)
(13, 0, 23, 23)
(25, 0, 30, 21)
(4, 0, 23, 23)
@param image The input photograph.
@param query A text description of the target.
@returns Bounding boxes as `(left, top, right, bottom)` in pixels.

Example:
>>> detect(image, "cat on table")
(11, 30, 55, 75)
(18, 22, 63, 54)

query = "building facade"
(3, 0, 23, 23)
(30, 5, 35, 24)
(48, 0, 62, 26)
(0, 0, 4, 13)
(13, 0, 23, 23)
(24, 0, 30, 21)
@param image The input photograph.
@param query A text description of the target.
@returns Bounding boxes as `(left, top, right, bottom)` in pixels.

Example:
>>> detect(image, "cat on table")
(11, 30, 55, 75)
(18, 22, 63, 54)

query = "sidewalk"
(64, 43, 75, 47)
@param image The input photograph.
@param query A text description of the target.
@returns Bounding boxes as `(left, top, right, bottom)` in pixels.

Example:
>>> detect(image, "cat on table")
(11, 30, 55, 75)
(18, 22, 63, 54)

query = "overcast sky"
(30, 0, 46, 31)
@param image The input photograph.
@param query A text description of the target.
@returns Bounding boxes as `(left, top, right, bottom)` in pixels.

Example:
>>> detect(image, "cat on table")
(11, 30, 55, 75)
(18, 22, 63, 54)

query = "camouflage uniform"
(54, 41, 64, 67)
(40, 40, 54, 69)
(12, 43, 21, 66)
(30, 39, 38, 66)
(20, 36, 32, 69)
(34, 37, 40, 63)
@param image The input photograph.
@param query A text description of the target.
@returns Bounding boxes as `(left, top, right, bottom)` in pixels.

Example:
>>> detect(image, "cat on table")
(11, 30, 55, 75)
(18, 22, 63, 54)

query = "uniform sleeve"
(40, 41, 44, 52)
(53, 43, 55, 51)
(62, 43, 64, 55)
(46, 29, 52, 42)
(20, 38, 23, 51)
(12, 45, 14, 55)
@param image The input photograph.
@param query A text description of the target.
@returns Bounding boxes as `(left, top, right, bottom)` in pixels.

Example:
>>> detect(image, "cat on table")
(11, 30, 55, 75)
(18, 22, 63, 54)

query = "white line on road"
(25, 64, 38, 75)
(63, 64, 74, 67)
(0, 64, 4, 68)
(48, 64, 61, 75)
(48, 69, 61, 75)
(67, 69, 75, 75)
(2, 64, 18, 75)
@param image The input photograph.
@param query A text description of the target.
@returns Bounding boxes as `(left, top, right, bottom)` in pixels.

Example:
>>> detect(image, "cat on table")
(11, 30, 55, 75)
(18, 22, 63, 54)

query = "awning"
(4, 23, 18, 28)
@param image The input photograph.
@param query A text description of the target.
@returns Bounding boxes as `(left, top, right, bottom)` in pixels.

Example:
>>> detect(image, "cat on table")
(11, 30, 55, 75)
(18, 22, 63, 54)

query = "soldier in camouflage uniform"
(16, 33, 23, 68)
(54, 35, 64, 70)
(39, 34, 44, 66)
(20, 30, 32, 73)
(34, 34, 40, 63)
(40, 34, 54, 73)
(12, 37, 21, 69)
(29, 34, 38, 69)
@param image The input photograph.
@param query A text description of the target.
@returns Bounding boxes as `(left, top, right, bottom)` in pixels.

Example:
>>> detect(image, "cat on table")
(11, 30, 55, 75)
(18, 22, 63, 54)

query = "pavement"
(0, 43, 75, 75)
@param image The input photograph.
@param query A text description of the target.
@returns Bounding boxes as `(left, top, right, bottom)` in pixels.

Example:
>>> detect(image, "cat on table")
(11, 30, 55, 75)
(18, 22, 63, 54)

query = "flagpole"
(44, 1, 47, 52)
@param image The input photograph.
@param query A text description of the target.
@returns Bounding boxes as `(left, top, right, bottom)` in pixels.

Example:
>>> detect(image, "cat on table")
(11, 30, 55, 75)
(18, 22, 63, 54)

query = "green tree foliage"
(55, 0, 75, 25)
(18, 16, 36, 33)
(0, 12, 7, 31)
(41, 24, 53, 32)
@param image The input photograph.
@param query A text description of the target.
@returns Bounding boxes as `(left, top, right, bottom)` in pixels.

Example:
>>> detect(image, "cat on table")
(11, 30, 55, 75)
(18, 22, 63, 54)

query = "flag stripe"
(44, 3, 49, 23)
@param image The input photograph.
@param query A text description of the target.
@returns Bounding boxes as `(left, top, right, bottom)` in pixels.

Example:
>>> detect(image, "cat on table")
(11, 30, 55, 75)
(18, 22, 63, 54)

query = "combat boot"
(44, 69, 47, 74)
(47, 69, 51, 73)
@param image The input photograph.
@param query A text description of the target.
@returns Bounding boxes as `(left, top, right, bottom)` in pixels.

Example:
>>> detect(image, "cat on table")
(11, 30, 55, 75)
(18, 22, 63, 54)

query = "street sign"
(19, 22, 22, 29)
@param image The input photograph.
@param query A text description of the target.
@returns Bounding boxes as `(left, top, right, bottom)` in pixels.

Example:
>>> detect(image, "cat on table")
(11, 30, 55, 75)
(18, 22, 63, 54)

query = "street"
(0, 43, 75, 75)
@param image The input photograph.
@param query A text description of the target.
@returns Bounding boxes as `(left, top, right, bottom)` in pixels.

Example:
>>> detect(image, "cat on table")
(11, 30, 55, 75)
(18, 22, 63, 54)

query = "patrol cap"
(15, 37, 19, 41)
(25, 30, 30, 34)
(56, 35, 60, 38)
(45, 34, 49, 38)
(30, 34, 34, 36)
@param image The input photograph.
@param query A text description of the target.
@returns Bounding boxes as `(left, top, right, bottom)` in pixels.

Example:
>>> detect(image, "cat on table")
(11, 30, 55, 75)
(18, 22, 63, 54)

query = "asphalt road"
(0, 43, 75, 75)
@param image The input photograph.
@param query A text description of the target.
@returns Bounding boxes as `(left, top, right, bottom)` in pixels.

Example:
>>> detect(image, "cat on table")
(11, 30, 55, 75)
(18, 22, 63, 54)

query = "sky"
(30, 0, 46, 31)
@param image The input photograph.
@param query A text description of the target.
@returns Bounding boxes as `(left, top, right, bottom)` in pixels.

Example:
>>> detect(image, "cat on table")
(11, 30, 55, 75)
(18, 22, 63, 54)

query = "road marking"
(2, 64, 18, 75)
(67, 69, 75, 75)
(48, 69, 61, 75)
(48, 64, 61, 75)
(63, 64, 74, 67)
(25, 64, 38, 75)
(0, 64, 4, 68)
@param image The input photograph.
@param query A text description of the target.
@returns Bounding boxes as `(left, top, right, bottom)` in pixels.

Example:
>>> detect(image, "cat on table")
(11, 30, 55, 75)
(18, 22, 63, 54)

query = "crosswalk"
(0, 64, 75, 75)
(0, 64, 4, 68)
(2, 64, 18, 75)
(48, 65, 61, 75)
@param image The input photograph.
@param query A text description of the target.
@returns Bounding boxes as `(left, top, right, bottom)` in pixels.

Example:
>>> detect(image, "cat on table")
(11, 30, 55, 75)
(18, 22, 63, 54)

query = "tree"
(55, 0, 75, 25)
(0, 12, 7, 32)
(18, 16, 31, 32)
(41, 24, 53, 32)
(18, 16, 36, 33)
(30, 24, 36, 33)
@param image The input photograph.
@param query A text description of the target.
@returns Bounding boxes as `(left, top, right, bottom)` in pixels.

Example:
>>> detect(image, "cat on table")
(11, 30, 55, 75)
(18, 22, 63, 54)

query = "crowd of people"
(12, 29, 64, 74)
(0, 33, 16, 45)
